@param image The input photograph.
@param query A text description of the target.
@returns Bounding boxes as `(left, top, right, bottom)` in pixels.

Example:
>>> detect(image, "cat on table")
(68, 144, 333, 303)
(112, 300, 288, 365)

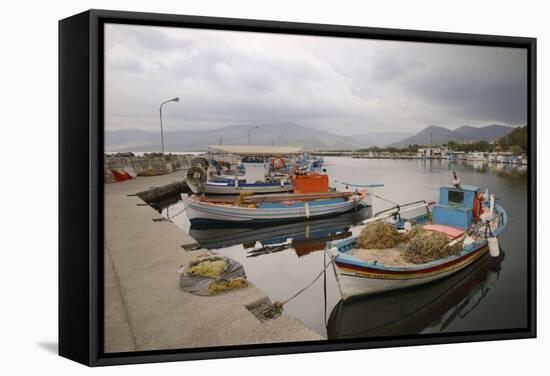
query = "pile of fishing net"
(400, 224, 425, 242)
(237, 192, 255, 207)
(179, 255, 248, 296)
(356, 221, 402, 249)
(403, 226, 463, 264)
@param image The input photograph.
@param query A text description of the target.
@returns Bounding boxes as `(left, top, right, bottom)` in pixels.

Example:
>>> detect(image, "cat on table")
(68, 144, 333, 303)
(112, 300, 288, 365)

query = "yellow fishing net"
(208, 277, 248, 295)
(404, 230, 463, 264)
(181, 256, 249, 296)
(187, 259, 226, 279)
(357, 221, 402, 249)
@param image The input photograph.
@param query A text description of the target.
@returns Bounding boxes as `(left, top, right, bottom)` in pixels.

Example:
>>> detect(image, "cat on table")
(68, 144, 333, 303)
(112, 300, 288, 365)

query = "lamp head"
(172, 97, 180, 102)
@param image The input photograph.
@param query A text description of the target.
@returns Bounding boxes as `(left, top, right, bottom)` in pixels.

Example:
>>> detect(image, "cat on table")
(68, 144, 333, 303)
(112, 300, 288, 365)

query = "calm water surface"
(166, 157, 528, 339)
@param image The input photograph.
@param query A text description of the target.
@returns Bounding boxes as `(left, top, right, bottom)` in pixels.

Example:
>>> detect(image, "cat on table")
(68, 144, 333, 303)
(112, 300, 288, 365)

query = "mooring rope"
(167, 207, 186, 220)
(262, 255, 335, 320)
(369, 192, 400, 207)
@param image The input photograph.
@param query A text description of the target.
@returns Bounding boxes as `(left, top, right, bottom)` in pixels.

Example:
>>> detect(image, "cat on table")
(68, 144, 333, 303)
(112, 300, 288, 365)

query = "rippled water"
(166, 157, 528, 339)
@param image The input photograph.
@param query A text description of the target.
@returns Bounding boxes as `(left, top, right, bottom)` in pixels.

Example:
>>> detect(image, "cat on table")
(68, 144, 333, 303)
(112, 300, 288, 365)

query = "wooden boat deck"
(349, 242, 415, 266)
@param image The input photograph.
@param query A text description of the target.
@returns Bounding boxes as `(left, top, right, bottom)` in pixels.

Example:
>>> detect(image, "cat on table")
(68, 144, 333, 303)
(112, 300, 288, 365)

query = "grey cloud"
(104, 24, 527, 135)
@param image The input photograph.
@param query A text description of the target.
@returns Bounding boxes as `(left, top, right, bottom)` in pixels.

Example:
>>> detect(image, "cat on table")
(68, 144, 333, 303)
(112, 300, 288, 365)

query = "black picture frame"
(59, 9, 537, 367)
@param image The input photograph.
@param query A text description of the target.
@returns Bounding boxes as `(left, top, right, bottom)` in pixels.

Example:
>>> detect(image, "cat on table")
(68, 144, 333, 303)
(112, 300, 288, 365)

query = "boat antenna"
(452, 168, 461, 188)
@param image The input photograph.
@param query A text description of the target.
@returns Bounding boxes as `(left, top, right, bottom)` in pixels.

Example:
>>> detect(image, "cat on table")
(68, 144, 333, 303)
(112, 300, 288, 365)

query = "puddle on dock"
(152, 157, 528, 339)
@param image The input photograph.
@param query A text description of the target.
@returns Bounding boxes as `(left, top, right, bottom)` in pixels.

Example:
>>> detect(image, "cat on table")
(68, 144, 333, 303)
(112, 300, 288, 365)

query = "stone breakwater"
(104, 153, 195, 179)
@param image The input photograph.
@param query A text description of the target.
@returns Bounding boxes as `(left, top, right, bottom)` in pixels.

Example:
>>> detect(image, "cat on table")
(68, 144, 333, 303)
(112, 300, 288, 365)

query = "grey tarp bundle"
(179, 255, 247, 296)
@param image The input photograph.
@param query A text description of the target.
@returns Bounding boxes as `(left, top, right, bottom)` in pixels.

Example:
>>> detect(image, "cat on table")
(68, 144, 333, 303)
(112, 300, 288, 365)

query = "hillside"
(497, 125, 528, 151)
(105, 123, 411, 152)
(389, 124, 515, 148)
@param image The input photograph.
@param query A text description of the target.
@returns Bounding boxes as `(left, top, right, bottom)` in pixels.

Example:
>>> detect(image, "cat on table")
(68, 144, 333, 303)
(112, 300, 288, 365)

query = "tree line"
(357, 126, 527, 154)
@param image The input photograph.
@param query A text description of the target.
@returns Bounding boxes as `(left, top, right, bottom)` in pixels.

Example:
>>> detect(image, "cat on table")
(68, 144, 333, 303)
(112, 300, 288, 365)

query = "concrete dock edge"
(104, 172, 323, 352)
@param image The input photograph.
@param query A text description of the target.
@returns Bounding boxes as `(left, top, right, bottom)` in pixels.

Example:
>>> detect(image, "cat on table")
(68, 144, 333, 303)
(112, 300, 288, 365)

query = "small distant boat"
(326, 177, 507, 300)
(466, 152, 487, 162)
(182, 190, 368, 224)
(496, 154, 515, 164)
(520, 156, 528, 165)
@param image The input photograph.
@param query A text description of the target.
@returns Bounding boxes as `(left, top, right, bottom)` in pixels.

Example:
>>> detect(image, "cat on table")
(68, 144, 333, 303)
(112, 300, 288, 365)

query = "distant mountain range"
(105, 123, 517, 152)
(388, 125, 515, 148)
(105, 123, 410, 152)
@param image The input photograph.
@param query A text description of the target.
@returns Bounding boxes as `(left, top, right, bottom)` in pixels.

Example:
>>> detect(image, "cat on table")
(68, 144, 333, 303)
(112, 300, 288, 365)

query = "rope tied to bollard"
(261, 254, 335, 320)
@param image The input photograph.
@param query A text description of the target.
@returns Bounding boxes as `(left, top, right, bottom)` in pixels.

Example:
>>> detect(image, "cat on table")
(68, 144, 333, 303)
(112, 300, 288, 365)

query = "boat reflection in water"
(327, 251, 504, 339)
(189, 205, 372, 252)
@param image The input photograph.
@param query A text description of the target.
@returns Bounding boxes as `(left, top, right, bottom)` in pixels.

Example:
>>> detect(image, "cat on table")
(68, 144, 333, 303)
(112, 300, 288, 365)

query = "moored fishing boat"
(326, 174, 507, 300)
(466, 152, 487, 162)
(182, 190, 368, 224)
(186, 165, 293, 195)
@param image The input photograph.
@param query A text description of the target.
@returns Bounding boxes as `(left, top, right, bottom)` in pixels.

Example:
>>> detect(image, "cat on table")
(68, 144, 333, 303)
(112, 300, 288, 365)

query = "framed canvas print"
(59, 9, 536, 366)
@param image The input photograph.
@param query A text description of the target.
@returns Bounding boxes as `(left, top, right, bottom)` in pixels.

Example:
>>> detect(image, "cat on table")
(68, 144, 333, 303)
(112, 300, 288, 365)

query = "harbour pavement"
(104, 171, 322, 353)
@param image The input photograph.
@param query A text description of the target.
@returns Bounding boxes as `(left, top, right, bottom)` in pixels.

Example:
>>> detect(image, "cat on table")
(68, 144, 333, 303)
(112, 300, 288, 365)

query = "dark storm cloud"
(104, 24, 527, 134)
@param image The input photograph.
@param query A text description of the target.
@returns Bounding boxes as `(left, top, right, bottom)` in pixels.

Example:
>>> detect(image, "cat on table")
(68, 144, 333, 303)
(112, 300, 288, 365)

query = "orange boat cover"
(292, 173, 329, 193)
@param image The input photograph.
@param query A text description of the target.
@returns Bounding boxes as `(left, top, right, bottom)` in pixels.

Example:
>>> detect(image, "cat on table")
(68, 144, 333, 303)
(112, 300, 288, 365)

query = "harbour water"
(166, 157, 528, 339)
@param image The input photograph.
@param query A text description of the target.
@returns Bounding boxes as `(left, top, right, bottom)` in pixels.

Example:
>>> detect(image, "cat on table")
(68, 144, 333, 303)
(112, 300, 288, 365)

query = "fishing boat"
(188, 205, 371, 250)
(182, 190, 368, 224)
(190, 156, 248, 182)
(326, 174, 507, 300)
(186, 165, 293, 195)
(466, 152, 487, 162)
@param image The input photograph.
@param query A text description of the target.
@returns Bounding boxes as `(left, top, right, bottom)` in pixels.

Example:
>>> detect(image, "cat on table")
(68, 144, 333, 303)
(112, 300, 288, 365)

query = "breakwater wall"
(104, 154, 195, 175)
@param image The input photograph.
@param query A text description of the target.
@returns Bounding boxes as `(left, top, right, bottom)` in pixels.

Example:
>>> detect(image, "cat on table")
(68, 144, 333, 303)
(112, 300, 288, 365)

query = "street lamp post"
(159, 97, 180, 154)
(248, 126, 259, 145)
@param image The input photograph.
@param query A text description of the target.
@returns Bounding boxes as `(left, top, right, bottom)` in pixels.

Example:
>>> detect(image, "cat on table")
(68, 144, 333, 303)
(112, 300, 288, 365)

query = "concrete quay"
(105, 153, 194, 176)
(104, 172, 322, 353)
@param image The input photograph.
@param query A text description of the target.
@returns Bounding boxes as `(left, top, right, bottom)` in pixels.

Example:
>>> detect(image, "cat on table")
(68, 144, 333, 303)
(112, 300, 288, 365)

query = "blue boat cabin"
(432, 185, 481, 229)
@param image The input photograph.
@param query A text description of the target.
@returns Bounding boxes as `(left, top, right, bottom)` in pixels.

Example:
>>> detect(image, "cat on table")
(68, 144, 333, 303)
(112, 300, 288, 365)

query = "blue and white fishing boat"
(182, 190, 368, 224)
(186, 165, 292, 195)
(326, 175, 507, 300)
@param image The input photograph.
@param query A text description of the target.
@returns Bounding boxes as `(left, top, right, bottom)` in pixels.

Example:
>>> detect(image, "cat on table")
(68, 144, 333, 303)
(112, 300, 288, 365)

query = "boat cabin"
(432, 185, 481, 229)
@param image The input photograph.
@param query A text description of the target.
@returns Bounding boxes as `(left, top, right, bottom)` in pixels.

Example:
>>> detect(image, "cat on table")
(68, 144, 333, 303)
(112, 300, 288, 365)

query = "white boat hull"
(334, 248, 487, 300)
(183, 194, 366, 223)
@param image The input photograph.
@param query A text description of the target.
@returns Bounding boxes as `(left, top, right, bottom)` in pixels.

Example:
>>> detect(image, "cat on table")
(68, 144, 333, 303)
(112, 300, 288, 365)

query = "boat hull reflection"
(189, 205, 371, 250)
(327, 251, 504, 339)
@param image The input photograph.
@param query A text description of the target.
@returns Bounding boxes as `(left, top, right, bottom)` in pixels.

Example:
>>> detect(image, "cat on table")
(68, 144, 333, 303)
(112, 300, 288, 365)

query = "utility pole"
(248, 126, 259, 145)
(159, 97, 180, 154)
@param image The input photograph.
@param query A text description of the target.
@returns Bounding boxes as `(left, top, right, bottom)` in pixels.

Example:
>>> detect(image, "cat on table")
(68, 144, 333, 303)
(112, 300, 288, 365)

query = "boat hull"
(334, 245, 488, 300)
(186, 179, 293, 195)
(183, 194, 365, 224)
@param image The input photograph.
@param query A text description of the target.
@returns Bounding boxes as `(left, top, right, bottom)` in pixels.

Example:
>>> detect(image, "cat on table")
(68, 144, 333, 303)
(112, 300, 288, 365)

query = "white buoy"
(404, 221, 412, 232)
(488, 237, 500, 257)
(489, 194, 495, 216)
(304, 202, 310, 219)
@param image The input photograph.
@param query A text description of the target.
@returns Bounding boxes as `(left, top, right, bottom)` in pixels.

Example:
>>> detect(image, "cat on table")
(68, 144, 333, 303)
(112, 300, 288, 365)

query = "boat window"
(448, 190, 464, 206)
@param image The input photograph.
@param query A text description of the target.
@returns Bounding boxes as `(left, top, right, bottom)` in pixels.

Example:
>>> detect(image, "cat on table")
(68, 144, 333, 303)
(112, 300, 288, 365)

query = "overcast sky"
(104, 23, 527, 135)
